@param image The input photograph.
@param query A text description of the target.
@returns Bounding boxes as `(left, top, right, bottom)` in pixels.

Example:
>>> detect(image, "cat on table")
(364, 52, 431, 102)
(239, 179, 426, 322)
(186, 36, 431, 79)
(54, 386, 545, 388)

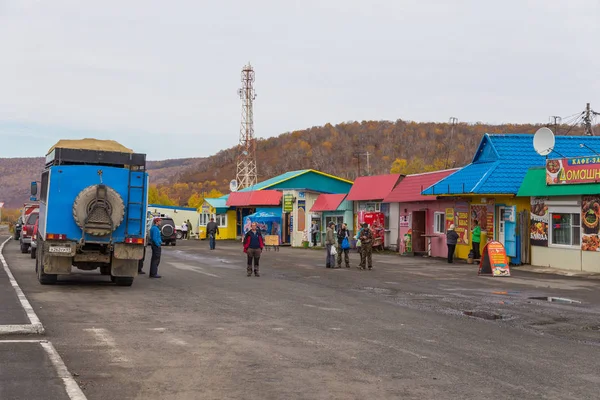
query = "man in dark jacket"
(336, 223, 350, 268)
(243, 222, 264, 277)
(206, 218, 219, 250)
(446, 224, 459, 263)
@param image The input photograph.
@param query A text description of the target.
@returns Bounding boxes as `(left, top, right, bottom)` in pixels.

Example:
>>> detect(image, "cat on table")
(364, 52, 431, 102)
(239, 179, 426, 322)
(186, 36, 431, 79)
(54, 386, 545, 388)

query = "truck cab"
(35, 139, 149, 286)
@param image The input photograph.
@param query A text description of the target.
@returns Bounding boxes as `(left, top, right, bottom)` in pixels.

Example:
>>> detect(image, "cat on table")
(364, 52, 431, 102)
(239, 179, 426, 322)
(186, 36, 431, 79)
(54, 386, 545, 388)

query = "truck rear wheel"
(114, 277, 134, 286)
(36, 244, 57, 285)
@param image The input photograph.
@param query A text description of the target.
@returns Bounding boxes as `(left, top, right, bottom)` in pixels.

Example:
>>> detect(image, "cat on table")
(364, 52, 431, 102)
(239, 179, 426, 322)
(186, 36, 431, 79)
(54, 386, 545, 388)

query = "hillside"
(0, 119, 592, 209)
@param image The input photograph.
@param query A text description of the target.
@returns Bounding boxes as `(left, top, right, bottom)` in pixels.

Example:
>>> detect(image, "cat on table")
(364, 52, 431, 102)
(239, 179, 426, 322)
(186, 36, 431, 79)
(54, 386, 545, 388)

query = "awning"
(226, 190, 282, 207)
(346, 174, 402, 201)
(517, 168, 600, 197)
(310, 194, 346, 212)
(383, 169, 458, 203)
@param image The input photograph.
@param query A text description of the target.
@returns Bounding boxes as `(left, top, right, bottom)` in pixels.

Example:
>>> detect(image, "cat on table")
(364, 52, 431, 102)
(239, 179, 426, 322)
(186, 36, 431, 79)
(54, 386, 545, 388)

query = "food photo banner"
(546, 156, 600, 185)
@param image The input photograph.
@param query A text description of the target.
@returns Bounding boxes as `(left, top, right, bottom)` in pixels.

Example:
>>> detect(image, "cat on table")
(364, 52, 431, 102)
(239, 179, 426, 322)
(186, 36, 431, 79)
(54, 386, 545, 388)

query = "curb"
(0, 236, 46, 335)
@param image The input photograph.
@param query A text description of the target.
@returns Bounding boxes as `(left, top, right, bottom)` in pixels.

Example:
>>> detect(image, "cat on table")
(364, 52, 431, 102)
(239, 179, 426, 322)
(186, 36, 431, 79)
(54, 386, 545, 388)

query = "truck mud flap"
(43, 254, 72, 275)
(111, 259, 137, 277)
(113, 243, 144, 260)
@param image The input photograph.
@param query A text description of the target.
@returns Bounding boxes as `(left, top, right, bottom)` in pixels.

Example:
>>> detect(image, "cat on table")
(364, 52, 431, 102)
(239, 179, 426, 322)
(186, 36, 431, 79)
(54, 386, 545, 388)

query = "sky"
(0, 0, 599, 160)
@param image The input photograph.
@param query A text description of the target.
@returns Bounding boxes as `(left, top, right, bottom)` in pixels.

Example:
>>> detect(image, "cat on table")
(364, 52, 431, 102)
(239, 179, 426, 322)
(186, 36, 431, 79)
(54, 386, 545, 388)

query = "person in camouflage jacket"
(358, 223, 374, 270)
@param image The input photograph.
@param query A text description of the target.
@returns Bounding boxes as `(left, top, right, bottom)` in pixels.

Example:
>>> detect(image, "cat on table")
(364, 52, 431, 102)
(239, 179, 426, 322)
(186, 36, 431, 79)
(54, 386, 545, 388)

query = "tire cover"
(161, 224, 174, 237)
(73, 185, 125, 236)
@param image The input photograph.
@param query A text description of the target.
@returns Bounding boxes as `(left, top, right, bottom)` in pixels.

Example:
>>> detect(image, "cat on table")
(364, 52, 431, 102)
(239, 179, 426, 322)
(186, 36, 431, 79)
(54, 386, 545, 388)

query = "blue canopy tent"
(243, 211, 282, 242)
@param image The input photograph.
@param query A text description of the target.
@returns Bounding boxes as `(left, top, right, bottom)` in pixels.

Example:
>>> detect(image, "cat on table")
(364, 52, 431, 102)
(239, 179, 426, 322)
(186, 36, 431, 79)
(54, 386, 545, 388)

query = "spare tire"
(161, 224, 174, 237)
(73, 185, 125, 236)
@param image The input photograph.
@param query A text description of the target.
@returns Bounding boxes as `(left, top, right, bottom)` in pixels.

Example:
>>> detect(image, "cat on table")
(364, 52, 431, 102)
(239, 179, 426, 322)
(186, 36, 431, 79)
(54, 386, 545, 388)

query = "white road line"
(83, 328, 130, 363)
(0, 236, 45, 334)
(0, 339, 87, 400)
(169, 262, 220, 277)
(362, 338, 428, 360)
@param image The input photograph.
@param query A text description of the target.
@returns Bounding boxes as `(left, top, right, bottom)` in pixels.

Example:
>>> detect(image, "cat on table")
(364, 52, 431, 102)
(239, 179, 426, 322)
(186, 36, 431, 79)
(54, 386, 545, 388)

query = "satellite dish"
(533, 127, 555, 156)
(229, 179, 238, 192)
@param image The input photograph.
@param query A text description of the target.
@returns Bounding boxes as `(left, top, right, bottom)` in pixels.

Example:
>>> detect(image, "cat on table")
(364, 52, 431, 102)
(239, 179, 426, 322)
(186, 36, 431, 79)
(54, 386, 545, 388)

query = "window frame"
(216, 214, 227, 227)
(433, 212, 446, 234)
(549, 209, 581, 249)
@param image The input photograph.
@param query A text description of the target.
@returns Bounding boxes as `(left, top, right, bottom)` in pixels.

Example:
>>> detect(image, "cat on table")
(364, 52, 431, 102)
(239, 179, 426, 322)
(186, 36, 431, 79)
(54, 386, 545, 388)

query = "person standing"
(181, 221, 188, 240)
(186, 219, 193, 239)
(310, 221, 319, 247)
(336, 223, 351, 268)
(325, 222, 336, 268)
(206, 217, 219, 250)
(149, 218, 162, 278)
(471, 219, 481, 260)
(446, 224, 459, 263)
(358, 223, 374, 270)
(243, 222, 264, 277)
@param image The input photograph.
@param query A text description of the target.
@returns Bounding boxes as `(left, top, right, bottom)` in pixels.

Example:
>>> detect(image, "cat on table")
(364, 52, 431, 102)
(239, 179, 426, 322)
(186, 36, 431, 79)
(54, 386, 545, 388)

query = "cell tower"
(235, 63, 257, 190)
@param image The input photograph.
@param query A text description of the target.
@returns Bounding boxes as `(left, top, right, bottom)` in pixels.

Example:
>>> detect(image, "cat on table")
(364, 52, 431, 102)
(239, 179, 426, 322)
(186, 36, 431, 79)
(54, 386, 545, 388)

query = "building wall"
(270, 172, 352, 194)
(531, 246, 582, 271)
(148, 205, 200, 234)
(398, 200, 455, 258)
(283, 190, 321, 247)
(197, 202, 237, 240)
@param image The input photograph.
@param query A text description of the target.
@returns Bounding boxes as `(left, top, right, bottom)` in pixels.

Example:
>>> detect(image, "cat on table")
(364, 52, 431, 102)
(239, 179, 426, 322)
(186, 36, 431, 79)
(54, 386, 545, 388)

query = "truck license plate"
(48, 246, 71, 254)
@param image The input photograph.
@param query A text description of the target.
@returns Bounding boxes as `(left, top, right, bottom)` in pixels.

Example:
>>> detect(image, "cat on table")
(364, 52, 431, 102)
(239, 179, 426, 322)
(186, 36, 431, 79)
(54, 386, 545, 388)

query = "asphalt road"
(2, 237, 600, 400)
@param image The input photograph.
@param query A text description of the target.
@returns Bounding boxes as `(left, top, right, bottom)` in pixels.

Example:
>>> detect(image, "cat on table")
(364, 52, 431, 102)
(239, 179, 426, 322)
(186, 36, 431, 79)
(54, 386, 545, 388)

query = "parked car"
(13, 216, 23, 240)
(30, 218, 39, 259)
(146, 216, 177, 246)
(20, 211, 39, 253)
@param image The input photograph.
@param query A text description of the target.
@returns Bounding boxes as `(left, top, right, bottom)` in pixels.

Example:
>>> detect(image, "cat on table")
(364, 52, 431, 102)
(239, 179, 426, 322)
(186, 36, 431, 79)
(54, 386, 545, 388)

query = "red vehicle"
(30, 218, 39, 259)
(20, 211, 39, 254)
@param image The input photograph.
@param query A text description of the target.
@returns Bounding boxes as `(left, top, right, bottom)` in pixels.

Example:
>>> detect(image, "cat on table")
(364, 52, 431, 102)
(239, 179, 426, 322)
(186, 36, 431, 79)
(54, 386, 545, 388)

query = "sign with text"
(546, 156, 600, 185)
(454, 203, 469, 244)
(478, 241, 511, 277)
(471, 202, 494, 237)
(530, 197, 548, 247)
(283, 194, 294, 212)
(445, 208, 454, 231)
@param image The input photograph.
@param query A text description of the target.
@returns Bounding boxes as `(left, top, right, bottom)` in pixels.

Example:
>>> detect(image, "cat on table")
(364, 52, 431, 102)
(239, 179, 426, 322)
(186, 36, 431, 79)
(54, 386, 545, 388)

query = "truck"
(34, 139, 148, 286)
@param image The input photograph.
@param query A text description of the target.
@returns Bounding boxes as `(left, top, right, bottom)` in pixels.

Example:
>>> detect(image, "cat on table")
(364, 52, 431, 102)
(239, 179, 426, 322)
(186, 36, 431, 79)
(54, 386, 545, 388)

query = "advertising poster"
(546, 156, 600, 185)
(243, 211, 282, 240)
(297, 200, 306, 232)
(582, 195, 600, 251)
(399, 215, 410, 228)
(283, 194, 294, 213)
(454, 203, 469, 244)
(530, 197, 549, 247)
(470, 202, 494, 237)
(359, 211, 385, 247)
(478, 241, 511, 277)
(445, 208, 455, 231)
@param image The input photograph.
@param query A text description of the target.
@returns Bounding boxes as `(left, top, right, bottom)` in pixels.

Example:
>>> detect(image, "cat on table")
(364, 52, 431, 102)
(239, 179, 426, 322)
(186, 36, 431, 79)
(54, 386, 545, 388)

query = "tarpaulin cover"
(47, 139, 133, 155)
(243, 211, 282, 239)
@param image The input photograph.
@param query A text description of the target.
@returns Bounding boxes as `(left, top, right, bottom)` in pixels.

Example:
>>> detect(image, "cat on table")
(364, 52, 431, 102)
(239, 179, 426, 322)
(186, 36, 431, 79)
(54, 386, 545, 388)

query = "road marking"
(362, 338, 428, 360)
(0, 236, 45, 335)
(272, 327, 284, 331)
(151, 328, 167, 332)
(0, 339, 87, 400)
(83, 328, 130, 363)
(169, 262, 220, 277)
(167, 337, 188, 346)
(329, 328, 342, 331)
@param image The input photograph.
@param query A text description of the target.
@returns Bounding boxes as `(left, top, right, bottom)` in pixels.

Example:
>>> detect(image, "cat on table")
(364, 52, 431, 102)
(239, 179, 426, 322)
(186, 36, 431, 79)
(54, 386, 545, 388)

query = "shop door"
(282, 212, 291, 244)
(498, 206, 517, 257)
(412, 211, 426, 254)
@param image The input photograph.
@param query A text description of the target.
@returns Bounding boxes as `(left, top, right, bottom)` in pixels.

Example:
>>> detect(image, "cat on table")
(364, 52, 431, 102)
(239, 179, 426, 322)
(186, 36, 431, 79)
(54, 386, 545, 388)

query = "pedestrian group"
(325, 221, 375, 270)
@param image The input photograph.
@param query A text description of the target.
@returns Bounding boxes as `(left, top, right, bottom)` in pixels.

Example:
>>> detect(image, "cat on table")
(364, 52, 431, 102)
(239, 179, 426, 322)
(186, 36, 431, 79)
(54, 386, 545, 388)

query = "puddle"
(463, 311, 503, 320)
(528, 296, 581, 304)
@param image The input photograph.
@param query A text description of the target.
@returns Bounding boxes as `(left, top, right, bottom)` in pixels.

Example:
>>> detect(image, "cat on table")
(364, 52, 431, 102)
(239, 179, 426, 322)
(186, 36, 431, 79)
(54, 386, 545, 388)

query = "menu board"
(478, 241, 511, 277)
(582, 195, 600, 251)
(454, 203, 469, 244)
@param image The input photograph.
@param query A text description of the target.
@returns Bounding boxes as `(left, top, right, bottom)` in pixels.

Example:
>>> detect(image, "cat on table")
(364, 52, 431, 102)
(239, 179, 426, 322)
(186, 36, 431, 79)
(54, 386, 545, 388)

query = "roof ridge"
(405, 168, 459, 177)
(471, 161, 500, 193)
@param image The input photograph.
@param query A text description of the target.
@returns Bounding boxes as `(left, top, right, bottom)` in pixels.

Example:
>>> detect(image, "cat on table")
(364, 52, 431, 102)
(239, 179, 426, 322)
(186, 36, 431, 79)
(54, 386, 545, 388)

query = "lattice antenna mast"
(236, 63, 258, 190)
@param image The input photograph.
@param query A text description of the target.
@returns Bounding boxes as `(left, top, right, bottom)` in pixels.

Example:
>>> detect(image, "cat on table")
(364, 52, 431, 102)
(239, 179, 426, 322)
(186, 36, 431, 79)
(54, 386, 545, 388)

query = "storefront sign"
(530, 197, 548, 247)
(471, 203, 494, 237)
(455, 203, 469, 244)
(546, 157, 600, 185)
(478, 241, 511, 277)
(289, 215, 293, 234)
(582, 195, 600, 251)
(399, 215, 410, 228)
(283, 194, 294, 212)
(445, 208, 454, 230)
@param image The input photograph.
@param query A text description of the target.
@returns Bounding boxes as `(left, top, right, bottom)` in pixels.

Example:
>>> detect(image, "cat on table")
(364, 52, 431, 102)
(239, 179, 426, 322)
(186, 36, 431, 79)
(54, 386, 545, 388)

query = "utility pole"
(354, 152, 361, 178)
(235, 63, 258, 189)
(584, 103, 593, 136)
(445, 117, 458, 169)
(549, 116, 561, 134)
(365, 151, 370, 175)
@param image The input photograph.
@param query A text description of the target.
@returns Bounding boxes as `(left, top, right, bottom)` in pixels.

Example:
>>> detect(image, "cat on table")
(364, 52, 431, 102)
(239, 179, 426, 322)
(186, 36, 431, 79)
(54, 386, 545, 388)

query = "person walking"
(310, 221, 319, 247)
(446, 224, 459, 263)
(471, 219, 481, 260)
(243, 222, 264, 277)
(181, 221, 188, 240)
(358, 223, 374, 270)
(325, 221, 336, 268)
(186, 219, 193, 239)
(149, 218, 162, 278)
(206, 217, 219, 250)
(336, 223, 351, 268)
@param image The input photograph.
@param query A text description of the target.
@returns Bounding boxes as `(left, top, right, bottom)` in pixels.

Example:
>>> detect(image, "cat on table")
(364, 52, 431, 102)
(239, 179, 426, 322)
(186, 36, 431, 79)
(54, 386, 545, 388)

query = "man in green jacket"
(471, 219, 481, 260)
(325, 222, 336, 268)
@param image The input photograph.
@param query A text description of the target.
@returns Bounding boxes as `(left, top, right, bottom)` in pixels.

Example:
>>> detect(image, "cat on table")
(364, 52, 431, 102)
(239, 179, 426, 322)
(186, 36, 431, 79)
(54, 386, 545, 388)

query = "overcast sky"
(1, 0, 598, 160)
